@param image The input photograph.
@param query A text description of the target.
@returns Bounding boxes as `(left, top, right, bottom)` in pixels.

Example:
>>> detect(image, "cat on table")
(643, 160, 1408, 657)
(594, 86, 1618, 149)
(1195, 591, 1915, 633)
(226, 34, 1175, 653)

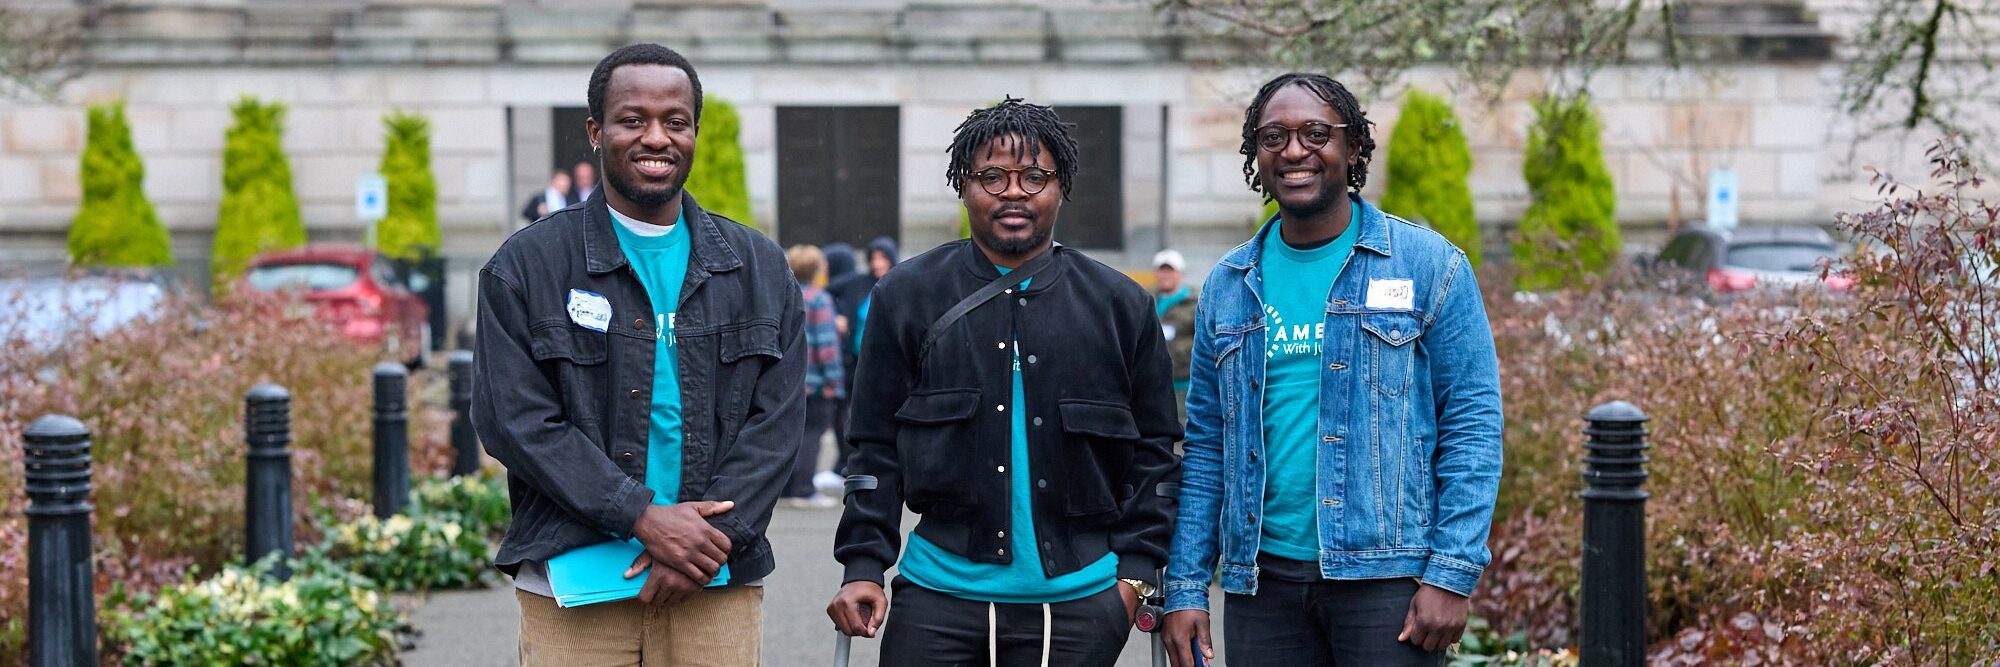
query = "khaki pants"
(516, 587, 763, 666)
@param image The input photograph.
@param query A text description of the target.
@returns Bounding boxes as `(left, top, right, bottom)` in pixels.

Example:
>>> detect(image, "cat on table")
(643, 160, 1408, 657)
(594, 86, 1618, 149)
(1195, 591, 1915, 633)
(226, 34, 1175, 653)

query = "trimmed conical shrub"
(210, 96, 305, 286)
(1513, 94, 1619, 290)
(68, 102, 173, 268)
(377, 110, 439, 262)
(686, 97, 755, 228)
(1381, 90, 1479, 265)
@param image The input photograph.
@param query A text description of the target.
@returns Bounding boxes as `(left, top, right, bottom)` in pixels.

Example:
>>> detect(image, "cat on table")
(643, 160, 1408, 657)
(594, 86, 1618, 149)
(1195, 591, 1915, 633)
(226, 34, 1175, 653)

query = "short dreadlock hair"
(945, 96, 1080, 200)
(1240, 73, 1375, 194)
(588, 43, 704, 125)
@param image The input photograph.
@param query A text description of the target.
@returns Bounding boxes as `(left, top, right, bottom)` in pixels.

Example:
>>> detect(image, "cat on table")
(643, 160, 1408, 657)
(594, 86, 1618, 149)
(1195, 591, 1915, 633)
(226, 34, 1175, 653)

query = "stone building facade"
(0, 0, 1989, 326)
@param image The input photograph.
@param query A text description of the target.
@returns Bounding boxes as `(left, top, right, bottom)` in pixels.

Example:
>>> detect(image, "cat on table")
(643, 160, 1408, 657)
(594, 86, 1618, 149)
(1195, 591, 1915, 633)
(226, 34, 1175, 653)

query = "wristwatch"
(1118, 578, 1158, 599)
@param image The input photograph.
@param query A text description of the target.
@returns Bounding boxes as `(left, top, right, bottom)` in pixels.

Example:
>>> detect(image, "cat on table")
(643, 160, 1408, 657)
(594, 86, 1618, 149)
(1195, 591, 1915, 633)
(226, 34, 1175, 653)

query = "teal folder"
(546, 538, 731, 608)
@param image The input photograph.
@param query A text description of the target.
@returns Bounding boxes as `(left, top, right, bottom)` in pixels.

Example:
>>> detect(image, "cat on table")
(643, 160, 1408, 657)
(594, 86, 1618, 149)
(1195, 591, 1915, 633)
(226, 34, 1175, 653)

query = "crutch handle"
(834, 631, 851, 667)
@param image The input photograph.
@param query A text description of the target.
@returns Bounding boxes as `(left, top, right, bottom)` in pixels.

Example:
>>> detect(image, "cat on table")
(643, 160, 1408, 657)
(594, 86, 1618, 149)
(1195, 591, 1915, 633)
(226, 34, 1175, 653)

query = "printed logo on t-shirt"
(657, 313, 676, 345)
(1264, 303, 1324, 359)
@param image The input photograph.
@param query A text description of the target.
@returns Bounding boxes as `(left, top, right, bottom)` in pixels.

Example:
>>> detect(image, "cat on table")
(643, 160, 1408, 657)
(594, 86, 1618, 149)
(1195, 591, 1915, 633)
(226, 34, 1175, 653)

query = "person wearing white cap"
(1152, 249, 1198, 421)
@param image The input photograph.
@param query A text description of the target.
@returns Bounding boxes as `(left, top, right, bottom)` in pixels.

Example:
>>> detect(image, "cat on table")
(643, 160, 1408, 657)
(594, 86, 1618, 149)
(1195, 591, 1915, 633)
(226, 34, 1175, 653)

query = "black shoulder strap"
(918, 246, 1059, 366)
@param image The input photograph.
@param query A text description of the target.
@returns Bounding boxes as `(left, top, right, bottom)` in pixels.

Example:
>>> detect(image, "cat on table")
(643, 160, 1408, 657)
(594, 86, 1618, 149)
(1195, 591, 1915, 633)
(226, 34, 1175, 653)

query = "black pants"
(783, 396, 834, 498)
(880, 576, 1131, 667)
(1224, 574, 1444, 667)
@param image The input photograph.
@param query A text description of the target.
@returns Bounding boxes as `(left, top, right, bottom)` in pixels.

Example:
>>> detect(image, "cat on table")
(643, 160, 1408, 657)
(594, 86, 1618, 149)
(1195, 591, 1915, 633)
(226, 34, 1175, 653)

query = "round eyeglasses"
(1255, 122, 1349, 153)
(971, 166, 1055, 196)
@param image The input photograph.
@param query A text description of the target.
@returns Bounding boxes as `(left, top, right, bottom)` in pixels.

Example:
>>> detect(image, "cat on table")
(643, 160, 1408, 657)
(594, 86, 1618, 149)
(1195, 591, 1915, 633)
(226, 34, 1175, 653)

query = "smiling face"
(1255, 84, 1356, 220)
(962, 134, 1062, 263)
(586, 64, 697, 215)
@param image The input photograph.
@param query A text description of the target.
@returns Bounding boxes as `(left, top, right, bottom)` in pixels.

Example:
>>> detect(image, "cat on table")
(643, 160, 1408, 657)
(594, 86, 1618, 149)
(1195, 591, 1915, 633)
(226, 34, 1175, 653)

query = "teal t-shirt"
(608, 206, 690, 504)
(1257, 204, 1359, 561)
(899, 270, 1119, 603)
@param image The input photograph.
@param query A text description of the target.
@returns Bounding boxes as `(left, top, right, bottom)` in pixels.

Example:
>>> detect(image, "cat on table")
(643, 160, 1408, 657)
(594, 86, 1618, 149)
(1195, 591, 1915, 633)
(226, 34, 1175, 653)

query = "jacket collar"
(583, 189, 743, 275)
(1217, 192, 1391, 270)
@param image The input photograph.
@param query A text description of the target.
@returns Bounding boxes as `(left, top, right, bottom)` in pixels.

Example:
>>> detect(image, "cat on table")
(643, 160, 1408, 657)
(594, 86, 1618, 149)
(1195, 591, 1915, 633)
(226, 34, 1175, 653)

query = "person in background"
(819, 241, 864, 487)
(520, 169, 571, 224)
(573, 160, 599, 202)
(785, 243, 845, 509)
(1152, 249, 1198, 422)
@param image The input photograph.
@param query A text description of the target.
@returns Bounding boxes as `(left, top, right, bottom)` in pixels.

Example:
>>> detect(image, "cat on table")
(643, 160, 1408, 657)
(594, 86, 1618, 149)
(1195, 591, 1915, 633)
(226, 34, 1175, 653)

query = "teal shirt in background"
(899, 270, 1119, 603)
(1256, 203, 1360, 561)
(608, 206, 691, 504)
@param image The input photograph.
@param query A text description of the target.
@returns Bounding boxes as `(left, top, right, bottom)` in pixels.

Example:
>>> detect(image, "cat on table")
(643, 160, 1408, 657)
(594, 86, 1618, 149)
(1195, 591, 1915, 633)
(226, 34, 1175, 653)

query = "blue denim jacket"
(1164, 194, 1503, 611)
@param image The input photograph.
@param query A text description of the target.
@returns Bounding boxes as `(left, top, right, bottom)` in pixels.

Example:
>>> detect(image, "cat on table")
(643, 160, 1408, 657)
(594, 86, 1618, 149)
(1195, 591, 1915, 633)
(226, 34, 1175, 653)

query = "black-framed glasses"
(971, 166, 1056, 195)
(1255, 122, 1349, 153)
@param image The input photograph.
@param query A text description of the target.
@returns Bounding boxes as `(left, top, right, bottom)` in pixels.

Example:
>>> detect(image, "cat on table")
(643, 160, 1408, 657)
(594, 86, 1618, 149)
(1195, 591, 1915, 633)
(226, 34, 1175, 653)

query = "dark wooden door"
(1052, 106, 1124, 250)
(777, 106, 901, 248)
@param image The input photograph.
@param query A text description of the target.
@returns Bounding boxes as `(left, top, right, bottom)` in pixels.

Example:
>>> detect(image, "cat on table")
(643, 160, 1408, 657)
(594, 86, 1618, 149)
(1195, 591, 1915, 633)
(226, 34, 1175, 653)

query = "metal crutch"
(834, 473, 881, 667)
(1139, 480, 1183, 667)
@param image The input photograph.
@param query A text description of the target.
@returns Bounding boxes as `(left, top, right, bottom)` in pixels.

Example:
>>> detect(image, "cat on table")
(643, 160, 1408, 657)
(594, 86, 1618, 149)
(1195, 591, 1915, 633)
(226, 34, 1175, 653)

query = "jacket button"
(629, 389, 642, 399)
(997, 531, 1006, 538)
(1027, 355, 1037, 364)
(997, 404, 1005, 412)
(1248, 512, 1257, 523)
(1032, 417, 1043, 427)
(633, 318, 647, 330)
(998, 548, 1007, 556)
(1018, 298, 1027, 306)
(997, 465, 1006, 473)
(622, 452, 634, 461)
(1329, 362, 1347, 370)
(1036, 479, 1047, 489)
(1250, 449, 1259, 460)
(998, 342, 1007, 349)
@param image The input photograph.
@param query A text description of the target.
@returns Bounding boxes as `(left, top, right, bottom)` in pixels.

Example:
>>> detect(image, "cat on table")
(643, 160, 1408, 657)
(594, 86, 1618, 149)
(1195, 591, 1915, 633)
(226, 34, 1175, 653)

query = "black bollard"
(373, 362, 410, 519)
(245, 383, 294, 579)
(23, 415, 97, 667)
(1579, 401, 1650, 667)
(447, 350, 480, 477)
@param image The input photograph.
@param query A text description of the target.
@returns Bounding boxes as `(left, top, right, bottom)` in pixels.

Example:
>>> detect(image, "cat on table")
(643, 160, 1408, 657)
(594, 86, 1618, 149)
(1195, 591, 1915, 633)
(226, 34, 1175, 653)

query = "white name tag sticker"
(566, 289, 612, 332)
(1365, 279, 1415, 310)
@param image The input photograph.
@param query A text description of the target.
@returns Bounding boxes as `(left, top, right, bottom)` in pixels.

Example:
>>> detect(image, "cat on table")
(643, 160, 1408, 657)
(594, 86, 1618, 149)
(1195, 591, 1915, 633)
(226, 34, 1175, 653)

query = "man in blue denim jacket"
(1160, 73, 1503, 667)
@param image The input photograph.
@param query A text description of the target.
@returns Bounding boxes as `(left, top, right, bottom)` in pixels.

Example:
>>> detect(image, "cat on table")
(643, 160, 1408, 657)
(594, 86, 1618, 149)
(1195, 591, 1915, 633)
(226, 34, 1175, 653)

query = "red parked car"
(241, 243, 432, 367)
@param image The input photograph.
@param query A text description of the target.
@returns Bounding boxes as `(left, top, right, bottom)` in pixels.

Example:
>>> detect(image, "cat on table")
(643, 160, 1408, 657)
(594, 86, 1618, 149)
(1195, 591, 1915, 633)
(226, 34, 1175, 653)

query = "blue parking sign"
(356, 174, 388, 222)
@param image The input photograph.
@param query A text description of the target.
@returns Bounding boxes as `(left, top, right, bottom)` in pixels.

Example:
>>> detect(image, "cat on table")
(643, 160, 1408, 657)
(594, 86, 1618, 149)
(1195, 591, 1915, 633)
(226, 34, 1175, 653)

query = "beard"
(977, 204, 1054, 256)
(980, 224, 1052, 256)
(1264, 172, 1348, 221)
(603, 158, 688, 209)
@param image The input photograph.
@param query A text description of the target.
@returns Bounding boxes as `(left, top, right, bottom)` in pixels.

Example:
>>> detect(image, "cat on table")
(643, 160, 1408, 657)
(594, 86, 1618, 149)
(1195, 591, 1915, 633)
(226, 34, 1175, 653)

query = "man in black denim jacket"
(827, 98, 1181, 666)
(471, 44, 802, 665)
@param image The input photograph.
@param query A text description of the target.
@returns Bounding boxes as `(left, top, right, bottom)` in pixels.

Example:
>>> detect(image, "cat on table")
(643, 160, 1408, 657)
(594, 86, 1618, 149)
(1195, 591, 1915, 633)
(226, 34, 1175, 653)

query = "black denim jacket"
(471, 191, 804, 583)
(833, 240, 1183, 588)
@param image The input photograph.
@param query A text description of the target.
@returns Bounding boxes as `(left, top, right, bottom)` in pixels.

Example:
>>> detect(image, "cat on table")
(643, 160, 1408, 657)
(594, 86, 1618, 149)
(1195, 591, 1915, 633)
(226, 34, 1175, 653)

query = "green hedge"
(1381, 90, 1480, 265)
(210, 97, 305, 287)
(376, 111, 439, 262)
(67, 102, 173, 268)
(687, 97, 754, 228)
(1513, 95, 1619, 290)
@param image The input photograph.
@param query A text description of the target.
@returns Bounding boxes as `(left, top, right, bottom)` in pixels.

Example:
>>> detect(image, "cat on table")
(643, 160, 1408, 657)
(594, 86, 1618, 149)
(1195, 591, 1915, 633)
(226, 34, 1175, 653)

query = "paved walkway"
(403, 503, 1224, 666)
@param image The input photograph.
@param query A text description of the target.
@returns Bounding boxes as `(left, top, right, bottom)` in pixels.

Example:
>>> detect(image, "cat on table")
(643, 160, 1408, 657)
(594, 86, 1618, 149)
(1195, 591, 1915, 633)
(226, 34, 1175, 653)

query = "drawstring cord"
(985, 601, 1055, 667)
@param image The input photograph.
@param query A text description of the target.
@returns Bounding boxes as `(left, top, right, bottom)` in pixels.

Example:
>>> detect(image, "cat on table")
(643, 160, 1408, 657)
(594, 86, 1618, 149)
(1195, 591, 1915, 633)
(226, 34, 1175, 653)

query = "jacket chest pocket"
(531, 324, 611, 426)
(1361, 311, 1419, 397)
(894, 388, 982, 506)
(714, 321, 784, 439)
(1057, 400, 1138, 518)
